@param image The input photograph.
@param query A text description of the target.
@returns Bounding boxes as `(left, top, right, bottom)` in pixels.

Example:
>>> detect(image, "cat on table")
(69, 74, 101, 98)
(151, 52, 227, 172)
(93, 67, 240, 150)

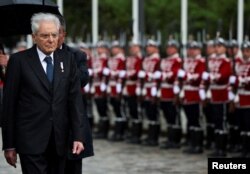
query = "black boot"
(192, 128, 204, 154)
(208, 130, 227, 157)
(160, 125, 174, 149)
(182, 127, 192, 146)
(126, 122, 142, 144)
(234, 132, 247, 158)
(183, 127, 196, 153)
(172, 125, 182, 148)
(142, 124, 160, 146)
(228, 126, 241, 152)
(109, 121, 127, 142)
(93, 119, 109, 139)
(205, 124, 215, 149)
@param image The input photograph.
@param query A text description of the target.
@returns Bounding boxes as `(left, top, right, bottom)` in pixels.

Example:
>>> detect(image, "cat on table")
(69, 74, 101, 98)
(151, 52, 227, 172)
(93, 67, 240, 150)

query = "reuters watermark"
(208, 158, 250, 174)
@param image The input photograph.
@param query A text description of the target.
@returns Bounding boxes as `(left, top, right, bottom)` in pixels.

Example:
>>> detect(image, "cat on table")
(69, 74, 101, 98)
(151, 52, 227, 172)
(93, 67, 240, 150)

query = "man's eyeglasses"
(37, 33, 59, 40)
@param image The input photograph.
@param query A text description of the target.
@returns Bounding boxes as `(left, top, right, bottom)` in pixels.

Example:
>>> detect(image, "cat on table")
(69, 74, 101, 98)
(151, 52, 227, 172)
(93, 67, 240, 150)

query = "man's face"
(97, 47, 108, 56)
(243, 48, 250, 60)
(146, 45, 157, 55)
(58, 27, 66, 48)
(215, 44, 226, 55)
(111, 47, 122, 56)
(129, 45, 140, 56)
(206, 45, 215, 56)
(32, 21, 59, 55)
(166, 46, 177, 56)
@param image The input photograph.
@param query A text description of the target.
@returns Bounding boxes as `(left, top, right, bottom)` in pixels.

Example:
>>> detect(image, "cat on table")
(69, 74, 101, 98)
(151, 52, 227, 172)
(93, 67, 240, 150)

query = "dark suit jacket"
(62, 43, 94, 159)
(1, 46, 84, 156)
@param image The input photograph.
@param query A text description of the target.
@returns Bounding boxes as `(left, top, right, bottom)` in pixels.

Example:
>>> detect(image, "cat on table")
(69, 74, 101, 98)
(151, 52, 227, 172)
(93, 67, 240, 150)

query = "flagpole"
(132, 0, 139, 43)
(57, 0, 63, 15)
(181, 0, 188, 58)
(237, 0, 244, 48)
(92, 0, 98, 45)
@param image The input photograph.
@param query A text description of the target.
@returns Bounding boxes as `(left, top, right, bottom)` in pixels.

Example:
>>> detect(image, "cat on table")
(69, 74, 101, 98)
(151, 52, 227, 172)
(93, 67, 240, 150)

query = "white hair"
(31, 13, 60, 34)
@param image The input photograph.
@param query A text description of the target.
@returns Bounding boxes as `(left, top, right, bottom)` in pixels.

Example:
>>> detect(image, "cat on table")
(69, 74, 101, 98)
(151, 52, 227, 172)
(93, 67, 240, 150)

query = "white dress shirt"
(36, 47, 54, 73)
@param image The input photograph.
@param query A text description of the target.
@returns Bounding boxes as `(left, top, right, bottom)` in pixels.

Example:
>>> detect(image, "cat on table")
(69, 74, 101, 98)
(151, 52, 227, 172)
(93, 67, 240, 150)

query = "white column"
(92, 0, 98, 45)
(237, 0, 244, 48)
(181, 0, 188, 58)
(57, 0, 63, 15)
(132, 0, 139, 43)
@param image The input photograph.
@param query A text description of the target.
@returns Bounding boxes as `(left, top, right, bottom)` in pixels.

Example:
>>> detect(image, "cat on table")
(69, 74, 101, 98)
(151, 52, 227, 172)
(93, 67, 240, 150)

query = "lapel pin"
(60, 62, 64, 72)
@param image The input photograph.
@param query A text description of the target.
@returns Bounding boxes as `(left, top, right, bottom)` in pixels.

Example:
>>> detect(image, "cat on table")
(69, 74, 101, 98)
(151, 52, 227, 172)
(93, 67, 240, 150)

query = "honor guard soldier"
(154, 40, 182, 149)
(78, 42, 94, 128)
(138, 39, 160, 146)
(232, 41, 250, 158)
(201, 40, 216, 149)
(123, 40, 143, 144)
(92, 41, 110, 139)
(227, 40, 243, 152)
(177, 41, 206, 154)
(207, 38, 232, 157)
(107, 40, 127, 141)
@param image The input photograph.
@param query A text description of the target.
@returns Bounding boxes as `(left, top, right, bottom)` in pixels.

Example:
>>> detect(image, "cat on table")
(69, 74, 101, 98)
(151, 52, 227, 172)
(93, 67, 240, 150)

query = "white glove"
(100, 83, 107, 92)
(138, 70, 146, 78)
(173, 85, 180, 94)
(150, 86, 157, 97)
(88, 68, 93, 76)
(119, 70, 126, 78)
(116, 83, 122, 93)
(84, 83, 90, 92)
(102, 67, 110, 76)
(153, 71, 162, 80)
(228, 91, 235, 101)
(177, 69, 186, 78)
(199, 89, 206, 100)
(162, 72, 173, 80)
(229, 75, 237, 85)
(202, 72, 209, 81)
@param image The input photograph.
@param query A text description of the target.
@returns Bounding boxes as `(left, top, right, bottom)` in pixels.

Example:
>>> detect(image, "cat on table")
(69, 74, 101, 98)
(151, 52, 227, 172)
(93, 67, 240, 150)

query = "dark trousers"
(143, 100, 158, 121)
(160, 101, 177, 125)
(125, 96, 138, 120)
(94, 97, 108, 118)
(237, 108, 250, 132)
(183, 103, 201, 128)
(110, 97, 124, 119)
(65, 159, 82, 174)
(19, 130, 66, 174)
(203, 103, 213, 124)
(210, 103, 227, 130)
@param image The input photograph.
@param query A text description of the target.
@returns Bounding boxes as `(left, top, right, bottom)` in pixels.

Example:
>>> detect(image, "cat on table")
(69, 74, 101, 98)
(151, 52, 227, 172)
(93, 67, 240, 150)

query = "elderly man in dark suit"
(2, 13, 84, 174)
(57, 16, 94, 174)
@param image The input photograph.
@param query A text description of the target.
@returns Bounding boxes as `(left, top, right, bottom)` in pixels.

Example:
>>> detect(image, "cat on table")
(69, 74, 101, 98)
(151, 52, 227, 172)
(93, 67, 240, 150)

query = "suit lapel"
(27, 46, 50, 91)
(53, 50, 64, 92)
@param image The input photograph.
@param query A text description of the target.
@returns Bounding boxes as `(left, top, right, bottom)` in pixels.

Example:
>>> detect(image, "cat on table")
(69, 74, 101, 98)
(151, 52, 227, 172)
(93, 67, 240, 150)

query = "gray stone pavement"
(0, 128, 208, 174)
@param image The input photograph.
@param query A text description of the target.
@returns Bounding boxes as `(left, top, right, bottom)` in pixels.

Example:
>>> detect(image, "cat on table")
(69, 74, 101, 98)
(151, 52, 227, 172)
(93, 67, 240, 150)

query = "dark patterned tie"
(44, 56, 54, 83)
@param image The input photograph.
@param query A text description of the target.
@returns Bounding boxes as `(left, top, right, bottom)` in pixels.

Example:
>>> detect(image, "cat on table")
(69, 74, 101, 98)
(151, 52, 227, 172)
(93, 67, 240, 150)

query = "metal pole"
(92, 0, 98, 45)
(132, 0, 139, 43)
(181, 0, 188, 58)
(57, 0, 63, 15)
(237, 0, 244, 48)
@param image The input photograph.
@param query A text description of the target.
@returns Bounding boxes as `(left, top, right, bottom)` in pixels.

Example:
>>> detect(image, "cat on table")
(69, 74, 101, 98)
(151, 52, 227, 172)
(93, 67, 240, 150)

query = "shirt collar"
(36, 47, 54, 62)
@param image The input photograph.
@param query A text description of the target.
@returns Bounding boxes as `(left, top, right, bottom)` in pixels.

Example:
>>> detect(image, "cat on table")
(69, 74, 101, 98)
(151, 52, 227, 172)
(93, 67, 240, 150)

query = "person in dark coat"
(2, 13, 84, 174)
(0, 43, 8, 127)
(57, 15, 94, 174)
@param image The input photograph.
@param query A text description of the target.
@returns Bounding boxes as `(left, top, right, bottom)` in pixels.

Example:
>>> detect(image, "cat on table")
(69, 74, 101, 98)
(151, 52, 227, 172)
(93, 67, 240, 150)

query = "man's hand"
(72, 141, 84, 155)
(4, 149, 17, 168)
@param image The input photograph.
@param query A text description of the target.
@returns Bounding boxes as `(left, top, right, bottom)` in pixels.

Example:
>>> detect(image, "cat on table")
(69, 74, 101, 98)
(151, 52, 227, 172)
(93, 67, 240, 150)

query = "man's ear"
(32, 34, 36, 44)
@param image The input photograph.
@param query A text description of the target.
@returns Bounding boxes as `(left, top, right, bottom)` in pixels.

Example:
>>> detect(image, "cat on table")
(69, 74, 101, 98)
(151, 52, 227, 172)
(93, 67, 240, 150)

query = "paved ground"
(0, 128, 208, 174)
